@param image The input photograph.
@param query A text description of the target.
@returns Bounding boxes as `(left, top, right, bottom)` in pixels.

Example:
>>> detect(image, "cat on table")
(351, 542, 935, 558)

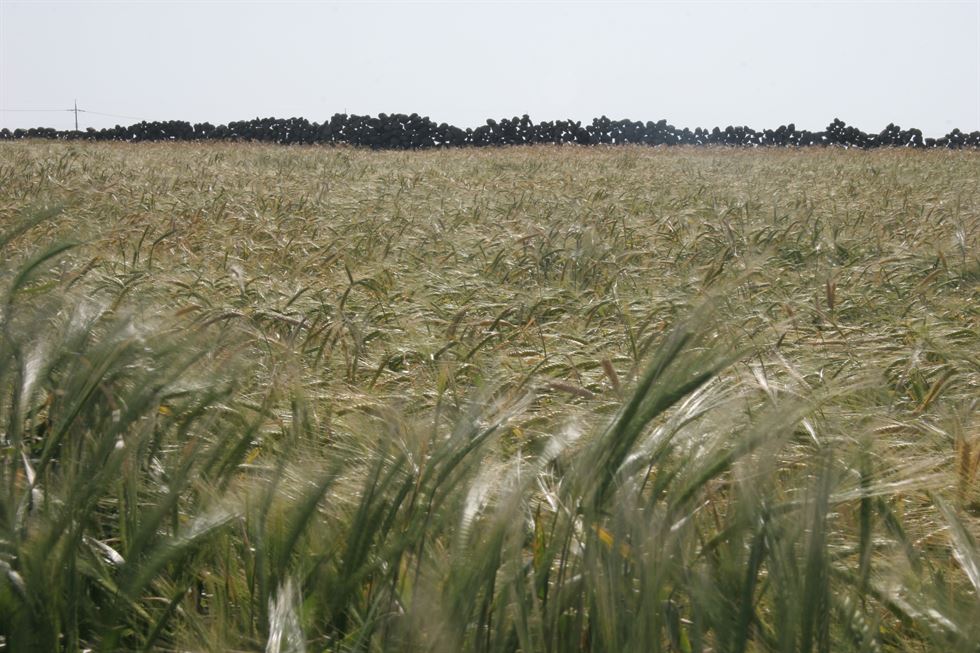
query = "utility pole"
(74, 99, 79, 131)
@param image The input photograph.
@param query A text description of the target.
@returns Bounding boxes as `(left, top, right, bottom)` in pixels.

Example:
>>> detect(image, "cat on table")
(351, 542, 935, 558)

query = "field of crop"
(0, 141, 978, 652)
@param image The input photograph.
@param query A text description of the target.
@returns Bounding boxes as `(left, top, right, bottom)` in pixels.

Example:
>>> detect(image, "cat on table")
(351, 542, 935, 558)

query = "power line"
(0, 104, 148, 126)
(78, 109, 148, 121)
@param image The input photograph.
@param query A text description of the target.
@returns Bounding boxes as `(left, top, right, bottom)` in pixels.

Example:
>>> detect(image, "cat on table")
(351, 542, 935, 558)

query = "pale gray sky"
(1, 1, 978, 137)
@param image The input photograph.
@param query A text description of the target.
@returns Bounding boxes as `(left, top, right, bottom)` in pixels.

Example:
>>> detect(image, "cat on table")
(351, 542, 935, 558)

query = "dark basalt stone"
(4, 113, 974, 149)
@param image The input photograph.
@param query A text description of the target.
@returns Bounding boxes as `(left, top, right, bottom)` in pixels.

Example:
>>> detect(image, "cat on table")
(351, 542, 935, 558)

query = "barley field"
(0, 142, 978, 652)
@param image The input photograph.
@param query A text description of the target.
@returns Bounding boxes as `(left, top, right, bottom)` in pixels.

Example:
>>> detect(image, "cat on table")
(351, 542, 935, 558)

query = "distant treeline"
(2, 114, 978, 149)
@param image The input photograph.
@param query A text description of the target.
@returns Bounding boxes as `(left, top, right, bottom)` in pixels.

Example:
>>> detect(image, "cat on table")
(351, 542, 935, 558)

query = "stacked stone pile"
(2, 114, 977, 149)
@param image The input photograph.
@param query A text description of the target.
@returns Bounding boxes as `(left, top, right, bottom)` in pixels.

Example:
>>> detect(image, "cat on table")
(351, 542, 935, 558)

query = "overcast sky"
(1, 1, 978, 137)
